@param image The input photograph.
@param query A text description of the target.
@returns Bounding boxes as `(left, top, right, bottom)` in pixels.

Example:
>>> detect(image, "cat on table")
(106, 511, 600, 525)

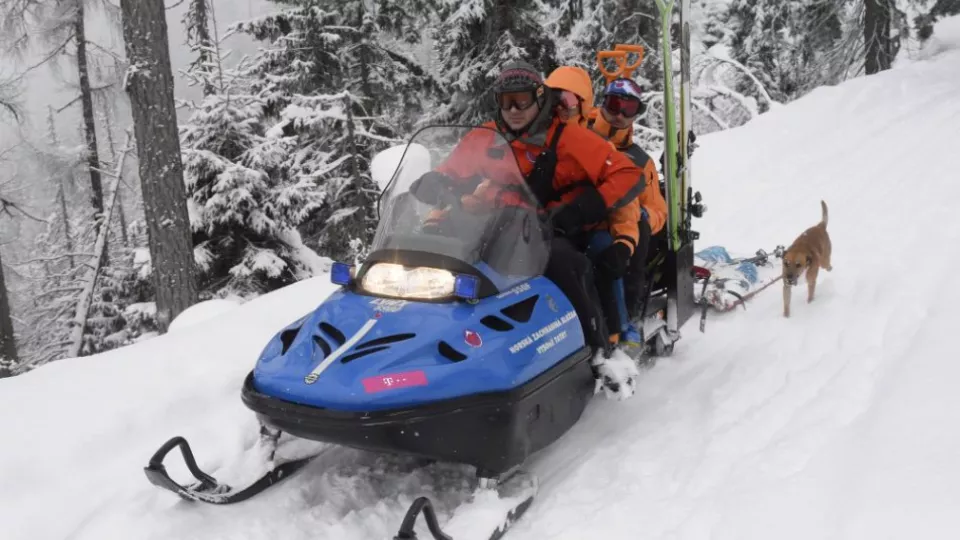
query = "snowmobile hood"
(250, 278, 586, 412)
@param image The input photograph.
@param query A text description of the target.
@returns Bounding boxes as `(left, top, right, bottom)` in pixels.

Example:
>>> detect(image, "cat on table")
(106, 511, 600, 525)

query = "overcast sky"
(1, 0, 273, 148)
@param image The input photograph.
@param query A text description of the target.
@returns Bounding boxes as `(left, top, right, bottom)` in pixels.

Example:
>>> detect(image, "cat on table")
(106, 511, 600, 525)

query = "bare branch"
(12, 29, 77, 81)
(0, 196, 48, 223)
(13, 253, 97, 265)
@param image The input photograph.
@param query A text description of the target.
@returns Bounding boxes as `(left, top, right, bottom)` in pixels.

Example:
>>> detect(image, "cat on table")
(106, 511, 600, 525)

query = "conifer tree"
(426, 0, 558, 125)
(725, 0, 846, 107)
(228, 1, 438, 264)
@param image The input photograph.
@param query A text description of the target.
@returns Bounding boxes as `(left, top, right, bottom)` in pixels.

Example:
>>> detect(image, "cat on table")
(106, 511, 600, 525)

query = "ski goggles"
(497, 91, 538, 111)
(602, 94, 643, 118)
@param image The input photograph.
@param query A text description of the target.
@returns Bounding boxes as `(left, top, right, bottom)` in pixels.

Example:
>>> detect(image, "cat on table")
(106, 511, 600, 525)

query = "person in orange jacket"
(586, 77, 669, 323)
(543, 66, 641, 344)
(545, 68, 666, 340)
(409, 61, 646, 358)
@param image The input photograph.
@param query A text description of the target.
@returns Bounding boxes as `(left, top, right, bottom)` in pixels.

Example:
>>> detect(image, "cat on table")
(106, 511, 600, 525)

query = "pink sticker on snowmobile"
(362, 370, 428, 393)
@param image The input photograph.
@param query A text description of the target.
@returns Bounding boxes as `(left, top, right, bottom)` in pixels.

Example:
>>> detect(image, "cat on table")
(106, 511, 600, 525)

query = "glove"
(551, 186, 607, 236)
(409, 171, 451, 206)
(595, 241, 632, 280)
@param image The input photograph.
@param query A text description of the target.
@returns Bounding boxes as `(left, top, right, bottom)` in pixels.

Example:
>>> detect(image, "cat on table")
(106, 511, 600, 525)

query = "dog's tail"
(820, 200, 828, 227)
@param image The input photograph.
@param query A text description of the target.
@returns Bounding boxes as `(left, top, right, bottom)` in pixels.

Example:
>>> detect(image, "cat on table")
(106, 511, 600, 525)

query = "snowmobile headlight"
(361, 263, 456, 300)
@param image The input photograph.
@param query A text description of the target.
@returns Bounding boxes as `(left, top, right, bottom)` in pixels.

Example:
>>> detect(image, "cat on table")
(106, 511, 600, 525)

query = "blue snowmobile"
(143, 124, 703, 539)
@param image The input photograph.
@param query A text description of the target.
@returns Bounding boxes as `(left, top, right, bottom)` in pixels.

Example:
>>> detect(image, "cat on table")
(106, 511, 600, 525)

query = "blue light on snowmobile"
(331, 262, 354, 286)
(453, 274, 479, 300)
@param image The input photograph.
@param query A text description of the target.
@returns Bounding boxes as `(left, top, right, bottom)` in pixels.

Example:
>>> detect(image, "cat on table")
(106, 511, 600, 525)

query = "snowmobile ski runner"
(393, 470, 537, 540)
(143, 431, 323, 505)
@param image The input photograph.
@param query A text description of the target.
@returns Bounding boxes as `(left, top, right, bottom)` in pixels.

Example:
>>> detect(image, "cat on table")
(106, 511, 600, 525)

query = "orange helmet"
(545, 66, 595, 122)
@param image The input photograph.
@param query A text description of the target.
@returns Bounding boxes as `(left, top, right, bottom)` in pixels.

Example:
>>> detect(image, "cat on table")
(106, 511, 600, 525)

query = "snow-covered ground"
(5, 16, 960, 540)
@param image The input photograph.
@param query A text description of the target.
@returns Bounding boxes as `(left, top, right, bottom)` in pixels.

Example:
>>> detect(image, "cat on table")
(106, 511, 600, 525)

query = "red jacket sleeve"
(434, 123, 497, 187)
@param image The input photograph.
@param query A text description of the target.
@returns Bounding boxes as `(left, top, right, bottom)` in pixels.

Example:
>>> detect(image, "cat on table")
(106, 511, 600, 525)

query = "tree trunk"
(864, 0, 894, 74)
(101, 100, 130, 247)
(0, 246, 18, 377)
(74, 0, 105, 221)
(189, 0, 215, 96)
(121, 0, 199, 332)
(58, 182, 76, 269)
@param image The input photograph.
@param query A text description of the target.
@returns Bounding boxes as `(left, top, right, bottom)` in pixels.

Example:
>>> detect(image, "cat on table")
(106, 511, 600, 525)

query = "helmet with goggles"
(493, 60, 547, 112)
(601, 78, 645, 118)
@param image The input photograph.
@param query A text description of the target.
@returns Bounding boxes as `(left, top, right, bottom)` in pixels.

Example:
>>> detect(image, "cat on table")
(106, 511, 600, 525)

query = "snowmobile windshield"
(361, 125, 552, 300)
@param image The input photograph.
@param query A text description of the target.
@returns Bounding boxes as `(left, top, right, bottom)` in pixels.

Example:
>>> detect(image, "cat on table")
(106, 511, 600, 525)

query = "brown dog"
(782, 200, 832, 317)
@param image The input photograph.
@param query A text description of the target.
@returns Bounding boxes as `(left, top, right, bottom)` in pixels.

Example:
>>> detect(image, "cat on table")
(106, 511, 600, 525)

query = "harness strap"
(525, 122, 566, 207)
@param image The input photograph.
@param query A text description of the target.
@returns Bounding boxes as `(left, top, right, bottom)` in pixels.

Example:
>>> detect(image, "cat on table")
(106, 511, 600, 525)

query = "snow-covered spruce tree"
(230, 1, 438, 264)
(178, 75, 324, 297)
(724, 0, 847, 108)
(79, 216, 156, 354)
(545, 0, 661, 94)
(425, 0, 558, 126)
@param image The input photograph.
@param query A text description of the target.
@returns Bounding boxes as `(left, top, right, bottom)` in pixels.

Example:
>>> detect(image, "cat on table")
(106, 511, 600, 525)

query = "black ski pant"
(544, 237, 609, 351)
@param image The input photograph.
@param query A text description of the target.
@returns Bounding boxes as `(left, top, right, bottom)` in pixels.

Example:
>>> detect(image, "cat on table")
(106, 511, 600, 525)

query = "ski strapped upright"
(653, 0, 704, 344)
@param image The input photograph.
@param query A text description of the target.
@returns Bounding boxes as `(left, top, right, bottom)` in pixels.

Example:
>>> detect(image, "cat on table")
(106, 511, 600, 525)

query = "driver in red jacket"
(410, 61, 645, 360)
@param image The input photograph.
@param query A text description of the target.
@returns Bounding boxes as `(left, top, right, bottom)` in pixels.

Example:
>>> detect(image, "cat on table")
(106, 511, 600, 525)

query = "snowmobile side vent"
(341, 346, 390, 364)
(279, 327, 301, 355)
(500, 295, 539, 323)
(481, 315, 515, 332)
(312, 335, 332, 358)
(437, 341, 467, 362)
(356, 333, 416, 350)
(318, 322, 346, 345)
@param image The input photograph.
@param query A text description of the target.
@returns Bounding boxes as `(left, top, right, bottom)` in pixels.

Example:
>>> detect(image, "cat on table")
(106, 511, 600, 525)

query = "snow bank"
(168, 298, 242, 331)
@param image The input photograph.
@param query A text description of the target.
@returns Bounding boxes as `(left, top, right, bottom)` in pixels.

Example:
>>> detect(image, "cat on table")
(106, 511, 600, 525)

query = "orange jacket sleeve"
(638, 155, 667, 235)
(607, 198, 641, 255)
(618, 144, 666, 236)
(558, 124, 645, 211)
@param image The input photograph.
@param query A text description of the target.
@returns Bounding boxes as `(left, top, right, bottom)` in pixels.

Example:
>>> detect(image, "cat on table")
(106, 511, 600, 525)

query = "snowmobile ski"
(393, 470, 538, 540)
(143, 435, 320, 505)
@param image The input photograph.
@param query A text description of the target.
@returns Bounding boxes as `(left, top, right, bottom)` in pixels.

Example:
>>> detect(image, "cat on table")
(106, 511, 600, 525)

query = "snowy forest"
(0, 0, 957, 378)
